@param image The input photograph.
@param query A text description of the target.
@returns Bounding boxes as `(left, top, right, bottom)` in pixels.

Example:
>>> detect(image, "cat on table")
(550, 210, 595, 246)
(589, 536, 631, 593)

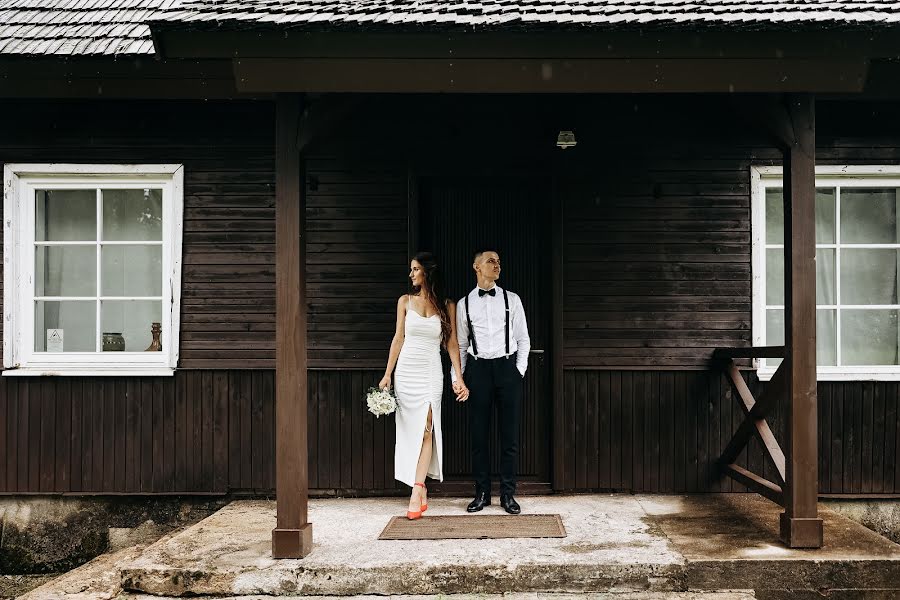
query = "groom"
(453, 249, 530, 515)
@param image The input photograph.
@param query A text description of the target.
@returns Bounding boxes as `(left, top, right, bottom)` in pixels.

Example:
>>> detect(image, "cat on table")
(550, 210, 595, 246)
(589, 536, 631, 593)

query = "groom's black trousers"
(463, 354, 522, 496)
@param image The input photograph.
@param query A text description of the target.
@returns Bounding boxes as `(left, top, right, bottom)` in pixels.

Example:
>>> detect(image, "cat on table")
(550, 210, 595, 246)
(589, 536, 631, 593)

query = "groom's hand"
(452, 381, 469, 402)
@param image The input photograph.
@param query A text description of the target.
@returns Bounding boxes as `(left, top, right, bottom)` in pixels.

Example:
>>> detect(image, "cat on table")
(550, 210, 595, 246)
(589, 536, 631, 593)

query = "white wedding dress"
(394, 308, 444, 487)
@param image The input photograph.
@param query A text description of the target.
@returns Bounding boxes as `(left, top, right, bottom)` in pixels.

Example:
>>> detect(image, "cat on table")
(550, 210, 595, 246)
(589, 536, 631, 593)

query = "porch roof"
(2, 0, 900, 57)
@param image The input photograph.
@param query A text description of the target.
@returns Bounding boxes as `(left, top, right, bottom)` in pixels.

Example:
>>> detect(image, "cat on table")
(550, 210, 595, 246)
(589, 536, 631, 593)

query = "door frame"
(550, 174, 564, 491)
(406, 166, 564, 491)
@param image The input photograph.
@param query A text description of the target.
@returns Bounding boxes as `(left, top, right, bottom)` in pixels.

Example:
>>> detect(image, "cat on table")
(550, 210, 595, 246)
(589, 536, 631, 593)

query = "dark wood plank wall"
(558, 99, 900, 370)
(558, 371, 900, 494)
(0, 372, 247, 494)
(555, 94, 783, 369)
(305, 156, 408, 368)
(180, 148, 277, 369)
(1, 98, 900, 495)
(0, 370, 394, 494)
(0, 100, 277, 369)
(561, 159, 754, 368)
(2, 370, 897, 494)
(0, 100, 411, 495)
(0, 101, 407, 368)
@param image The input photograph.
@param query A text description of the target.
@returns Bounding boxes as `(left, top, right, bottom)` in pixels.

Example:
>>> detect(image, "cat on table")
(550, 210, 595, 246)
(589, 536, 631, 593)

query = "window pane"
(840, 249, 900, 305)
(767, 309, 837, 367)
(817, 309, 837, 366)
(816, 188, 836, 244)
(766, 249, 784, 305)
(101, 245, 162, 297)
(100, 300, 162, 351)
(817, 248, 836, 305)
(766, 189, 784, 244)
(766, 308, 784, 368)
(840, 188, 900, 244)
(102, 189, 163, 242)
(765, 188, 836, 244)
(35, 190, 96, 242)
(34, 300, 95, 352)
(841, 309, 899, 366)
(35, 245, 96, 297)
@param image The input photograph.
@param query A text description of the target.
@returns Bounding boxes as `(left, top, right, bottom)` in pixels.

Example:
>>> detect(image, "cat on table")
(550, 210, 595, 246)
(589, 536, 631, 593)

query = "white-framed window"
(3, 164, 183, 376)
(752, 165, 900, 381)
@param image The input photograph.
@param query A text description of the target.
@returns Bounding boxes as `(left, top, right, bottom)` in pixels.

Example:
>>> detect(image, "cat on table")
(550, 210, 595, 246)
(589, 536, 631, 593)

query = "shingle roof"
(158, 1, 900, 28)
(4, 1, 900, 57)
(0, 0, 182, 56)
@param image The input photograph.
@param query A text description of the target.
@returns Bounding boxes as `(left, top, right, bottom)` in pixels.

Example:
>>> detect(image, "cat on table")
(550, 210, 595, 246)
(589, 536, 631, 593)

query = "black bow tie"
(478, 288, 496, 297)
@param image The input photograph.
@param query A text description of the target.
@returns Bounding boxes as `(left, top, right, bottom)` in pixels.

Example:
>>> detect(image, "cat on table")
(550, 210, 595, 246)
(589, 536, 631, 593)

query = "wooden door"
(418, 177, 552, 489)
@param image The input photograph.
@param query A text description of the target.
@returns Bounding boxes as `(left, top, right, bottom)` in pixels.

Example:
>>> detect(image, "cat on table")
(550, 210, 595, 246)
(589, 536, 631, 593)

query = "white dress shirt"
(454, 284, 531, 382)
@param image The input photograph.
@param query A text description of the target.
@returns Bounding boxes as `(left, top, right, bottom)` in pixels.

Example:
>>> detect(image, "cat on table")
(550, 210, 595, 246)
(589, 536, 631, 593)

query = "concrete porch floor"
(109, 494, 900, 598)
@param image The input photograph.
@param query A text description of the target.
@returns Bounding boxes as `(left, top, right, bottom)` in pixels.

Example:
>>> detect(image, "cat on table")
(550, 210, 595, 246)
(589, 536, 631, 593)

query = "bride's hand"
(454, 382, 470, 402)
(378, 375, 391, 391)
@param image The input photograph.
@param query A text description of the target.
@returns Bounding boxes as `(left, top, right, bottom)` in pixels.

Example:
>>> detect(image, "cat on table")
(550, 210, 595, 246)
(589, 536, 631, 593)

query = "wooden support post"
(780, 93, 823, 549)
(272, 93, 313, 558)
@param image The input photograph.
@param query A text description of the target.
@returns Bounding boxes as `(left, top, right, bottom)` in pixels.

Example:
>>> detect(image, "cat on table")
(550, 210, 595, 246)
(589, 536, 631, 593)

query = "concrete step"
(119, 496, 684, 596)
(17, 528, 184, 600)
(117, 495, 900, 597)
(121, 594, 758, 600)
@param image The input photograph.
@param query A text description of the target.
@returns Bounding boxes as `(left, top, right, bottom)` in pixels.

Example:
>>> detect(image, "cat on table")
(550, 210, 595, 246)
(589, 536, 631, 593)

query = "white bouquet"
(366, 386, 397, 417)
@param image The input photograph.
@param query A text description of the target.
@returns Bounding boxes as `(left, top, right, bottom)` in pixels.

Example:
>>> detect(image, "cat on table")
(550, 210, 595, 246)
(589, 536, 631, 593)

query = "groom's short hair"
(473, 248, 499, 263)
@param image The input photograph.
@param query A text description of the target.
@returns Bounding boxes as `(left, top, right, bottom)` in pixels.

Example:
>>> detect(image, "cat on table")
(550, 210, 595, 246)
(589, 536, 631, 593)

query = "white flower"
(366, 386, 397, 418)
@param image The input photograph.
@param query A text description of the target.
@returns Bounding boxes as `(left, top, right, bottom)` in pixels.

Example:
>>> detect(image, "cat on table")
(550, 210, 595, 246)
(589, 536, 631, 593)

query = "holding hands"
(382, 373, 468, 402)
(452, 380, 470, 402)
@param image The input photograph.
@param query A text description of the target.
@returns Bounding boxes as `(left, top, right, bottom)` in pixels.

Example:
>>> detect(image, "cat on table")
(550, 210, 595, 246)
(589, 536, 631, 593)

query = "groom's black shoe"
(467, 491, 491, 512)
(500, 494, 521, 515)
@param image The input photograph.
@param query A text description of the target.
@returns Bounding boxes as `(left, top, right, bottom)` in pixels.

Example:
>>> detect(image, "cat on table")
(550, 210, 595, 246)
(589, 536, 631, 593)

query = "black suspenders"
(464, 288, 510, 358)
(464, 292, 478, 356)
(503, 288, 510, 355)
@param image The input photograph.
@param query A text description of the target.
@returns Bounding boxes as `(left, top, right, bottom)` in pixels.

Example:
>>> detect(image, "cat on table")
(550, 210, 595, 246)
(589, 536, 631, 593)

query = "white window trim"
(751, 164, 900, 382)
(3, 164, 183, 376)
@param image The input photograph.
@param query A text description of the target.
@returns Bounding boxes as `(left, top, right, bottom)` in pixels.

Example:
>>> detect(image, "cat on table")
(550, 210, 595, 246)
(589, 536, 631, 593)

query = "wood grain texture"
(783, 93, 820, 530)
(417, 176, 553, 485)
(1, 96, 899, 372)
(1, 97, 900, 497)
(557, 370, 900, 495)
(0, 369, 895, 495)
(274, 93, 308, 535)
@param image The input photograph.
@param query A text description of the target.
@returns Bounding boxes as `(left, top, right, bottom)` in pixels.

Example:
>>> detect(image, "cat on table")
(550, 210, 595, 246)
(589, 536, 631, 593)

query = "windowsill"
(757, 367, 900, 382)
(2, 367, 175, 377)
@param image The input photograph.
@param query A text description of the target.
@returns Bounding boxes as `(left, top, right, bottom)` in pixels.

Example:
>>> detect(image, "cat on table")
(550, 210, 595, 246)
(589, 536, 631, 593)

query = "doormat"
(378, 514, 566, 540)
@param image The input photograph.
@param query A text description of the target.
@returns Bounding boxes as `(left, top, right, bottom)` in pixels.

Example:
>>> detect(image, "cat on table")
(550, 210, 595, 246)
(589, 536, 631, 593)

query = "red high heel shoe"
(418, 482, 428, 513)
(407, 482, 427, 520)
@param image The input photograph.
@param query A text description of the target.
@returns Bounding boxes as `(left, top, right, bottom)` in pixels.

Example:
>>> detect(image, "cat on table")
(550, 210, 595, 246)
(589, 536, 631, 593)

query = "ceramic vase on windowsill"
(102, 332, 125, 352)
(145, 322, 162, 351)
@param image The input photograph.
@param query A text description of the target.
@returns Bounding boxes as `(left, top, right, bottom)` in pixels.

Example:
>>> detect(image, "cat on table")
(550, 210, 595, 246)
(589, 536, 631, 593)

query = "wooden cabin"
(2, 0, 900, 556)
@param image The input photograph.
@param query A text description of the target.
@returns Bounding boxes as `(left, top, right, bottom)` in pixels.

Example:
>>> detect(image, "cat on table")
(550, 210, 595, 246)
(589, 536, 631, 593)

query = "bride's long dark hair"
(410, 251, 452, 346)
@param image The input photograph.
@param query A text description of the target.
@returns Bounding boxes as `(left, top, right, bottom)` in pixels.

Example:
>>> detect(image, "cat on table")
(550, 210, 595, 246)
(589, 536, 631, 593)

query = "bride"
(379, 252, 469, 519)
